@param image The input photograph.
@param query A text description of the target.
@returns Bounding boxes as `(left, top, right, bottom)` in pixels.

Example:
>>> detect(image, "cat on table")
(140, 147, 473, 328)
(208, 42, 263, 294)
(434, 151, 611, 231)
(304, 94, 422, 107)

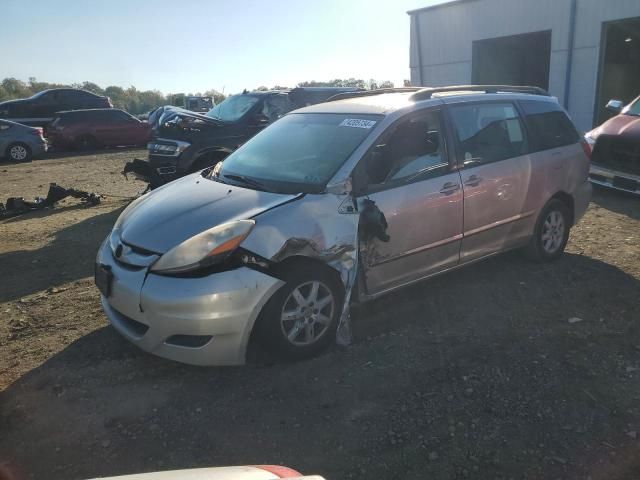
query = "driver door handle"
(440, 182, 460, 195)
(464, 175, 483, 187)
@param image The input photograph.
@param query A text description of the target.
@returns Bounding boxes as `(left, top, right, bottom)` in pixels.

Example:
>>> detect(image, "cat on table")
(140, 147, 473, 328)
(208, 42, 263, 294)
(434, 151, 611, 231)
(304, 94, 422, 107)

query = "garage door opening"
(472, 30, 551, 90)
(595, 17, 640, 126)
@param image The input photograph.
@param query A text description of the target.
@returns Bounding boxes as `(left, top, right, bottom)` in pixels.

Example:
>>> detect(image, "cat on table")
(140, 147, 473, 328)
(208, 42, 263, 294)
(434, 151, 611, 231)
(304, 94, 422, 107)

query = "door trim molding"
(369, 233, 463, 267)
(464, 210, 535, 237)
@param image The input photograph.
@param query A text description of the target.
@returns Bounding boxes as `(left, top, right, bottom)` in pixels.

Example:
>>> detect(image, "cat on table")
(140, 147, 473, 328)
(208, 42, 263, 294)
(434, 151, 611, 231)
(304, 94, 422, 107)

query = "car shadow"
(0, 207, 123, 302)
(1, 253, 640, 480)
(1, 203, 97, 224)
(591, 185, 640, 220)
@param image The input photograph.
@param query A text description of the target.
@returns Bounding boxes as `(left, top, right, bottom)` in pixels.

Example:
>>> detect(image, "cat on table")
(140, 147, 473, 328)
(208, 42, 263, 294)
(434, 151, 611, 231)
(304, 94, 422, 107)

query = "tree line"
(0, 77, 411, 115)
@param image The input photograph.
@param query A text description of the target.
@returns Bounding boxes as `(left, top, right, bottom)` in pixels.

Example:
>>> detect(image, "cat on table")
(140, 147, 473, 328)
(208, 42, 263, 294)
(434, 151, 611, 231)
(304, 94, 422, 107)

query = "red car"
(586, 95, 640, 195)
(47, 108, 151, 150)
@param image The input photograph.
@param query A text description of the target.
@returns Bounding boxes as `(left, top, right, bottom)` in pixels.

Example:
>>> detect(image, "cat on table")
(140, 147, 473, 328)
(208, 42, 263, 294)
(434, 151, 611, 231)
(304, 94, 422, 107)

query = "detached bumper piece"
(122, 158, 174, 190)
(0, 183, 101, 218)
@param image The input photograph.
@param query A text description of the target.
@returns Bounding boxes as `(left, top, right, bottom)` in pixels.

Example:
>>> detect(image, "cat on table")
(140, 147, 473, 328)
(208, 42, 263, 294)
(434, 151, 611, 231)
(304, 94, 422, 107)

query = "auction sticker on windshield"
(339, 118, 377, 129)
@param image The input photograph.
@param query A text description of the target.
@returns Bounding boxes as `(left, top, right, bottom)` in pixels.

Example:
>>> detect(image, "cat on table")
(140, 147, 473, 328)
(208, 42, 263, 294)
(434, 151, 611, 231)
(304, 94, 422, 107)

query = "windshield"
(28, 90, 48, 99)
(206, 94, 260, 122)
(214, 113, 381, 193)
(624, 97, 640, 116)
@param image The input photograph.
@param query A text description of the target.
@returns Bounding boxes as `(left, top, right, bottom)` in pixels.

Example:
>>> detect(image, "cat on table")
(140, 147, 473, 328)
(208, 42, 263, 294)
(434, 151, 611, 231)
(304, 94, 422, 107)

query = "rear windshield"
(214, 113, 381, 193)
(519, 100, 580, 152)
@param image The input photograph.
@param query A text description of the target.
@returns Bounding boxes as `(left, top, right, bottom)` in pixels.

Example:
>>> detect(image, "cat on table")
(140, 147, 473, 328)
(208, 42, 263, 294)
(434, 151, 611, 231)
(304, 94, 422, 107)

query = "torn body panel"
(242, 193, 361, 345)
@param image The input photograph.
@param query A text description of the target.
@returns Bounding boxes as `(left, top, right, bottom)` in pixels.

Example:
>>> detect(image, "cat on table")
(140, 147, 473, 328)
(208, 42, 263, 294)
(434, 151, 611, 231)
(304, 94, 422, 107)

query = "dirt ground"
(1, 150, 639, 480)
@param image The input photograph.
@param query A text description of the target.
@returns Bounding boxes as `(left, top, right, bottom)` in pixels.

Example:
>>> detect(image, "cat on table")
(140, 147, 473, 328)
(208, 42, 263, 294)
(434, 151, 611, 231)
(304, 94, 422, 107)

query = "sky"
(0, 0, 443, 95)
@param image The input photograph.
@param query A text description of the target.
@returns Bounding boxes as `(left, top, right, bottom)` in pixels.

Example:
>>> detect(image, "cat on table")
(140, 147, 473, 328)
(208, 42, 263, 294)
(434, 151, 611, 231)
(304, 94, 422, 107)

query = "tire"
(255, 266, 344, 360)
(5, 143, 32, 162)
(75, 135, 99, 151)
(524, 199, 571, 262)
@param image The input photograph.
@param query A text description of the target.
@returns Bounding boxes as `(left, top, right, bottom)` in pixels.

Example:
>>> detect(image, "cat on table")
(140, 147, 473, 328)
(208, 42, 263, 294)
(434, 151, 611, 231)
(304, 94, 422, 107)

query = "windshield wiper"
(223, 173, 268, 190)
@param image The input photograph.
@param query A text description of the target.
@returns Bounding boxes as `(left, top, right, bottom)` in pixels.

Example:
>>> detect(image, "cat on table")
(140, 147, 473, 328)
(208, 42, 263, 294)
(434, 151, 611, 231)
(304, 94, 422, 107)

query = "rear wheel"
(255, 267, 343, 360)
(524, 199, 571, 262)
(5, 143, 32, 162)
(75, 135, 99, 151)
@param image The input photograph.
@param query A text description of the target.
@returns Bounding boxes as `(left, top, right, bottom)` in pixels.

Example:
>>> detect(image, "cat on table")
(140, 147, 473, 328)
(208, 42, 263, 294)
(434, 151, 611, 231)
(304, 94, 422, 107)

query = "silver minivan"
(96, 86, 592, 365)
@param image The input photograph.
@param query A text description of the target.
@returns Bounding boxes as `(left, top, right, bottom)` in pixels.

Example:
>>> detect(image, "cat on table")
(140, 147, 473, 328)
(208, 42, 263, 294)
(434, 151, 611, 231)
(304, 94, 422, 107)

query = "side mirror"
(605, 99, 624, 114)
(249, 113, 270, 126)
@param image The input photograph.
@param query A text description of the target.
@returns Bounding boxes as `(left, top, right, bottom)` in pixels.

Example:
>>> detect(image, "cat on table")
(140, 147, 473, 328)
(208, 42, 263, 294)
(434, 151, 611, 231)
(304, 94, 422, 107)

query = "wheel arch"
(549, 191, 575, 226)
(269, 255, 346, 297)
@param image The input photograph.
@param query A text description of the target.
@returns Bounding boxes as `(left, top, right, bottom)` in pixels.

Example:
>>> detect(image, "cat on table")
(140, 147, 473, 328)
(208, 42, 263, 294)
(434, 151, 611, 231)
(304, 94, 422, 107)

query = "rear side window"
(104, 110, 132, 122)
(449, 102, 527, 167)
(519, 100, 579, 152)
(59, 111, 90, 124)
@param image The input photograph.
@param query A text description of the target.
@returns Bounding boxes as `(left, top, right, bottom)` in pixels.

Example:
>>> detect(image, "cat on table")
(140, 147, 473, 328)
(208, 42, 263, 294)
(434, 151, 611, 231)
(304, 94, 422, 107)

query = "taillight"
(30, 127, 44, 137)
(580, 140, 592, 160)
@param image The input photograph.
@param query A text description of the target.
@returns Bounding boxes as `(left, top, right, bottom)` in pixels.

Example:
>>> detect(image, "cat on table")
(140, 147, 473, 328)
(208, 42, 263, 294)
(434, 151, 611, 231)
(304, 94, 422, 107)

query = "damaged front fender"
(241, 193, 361, 344)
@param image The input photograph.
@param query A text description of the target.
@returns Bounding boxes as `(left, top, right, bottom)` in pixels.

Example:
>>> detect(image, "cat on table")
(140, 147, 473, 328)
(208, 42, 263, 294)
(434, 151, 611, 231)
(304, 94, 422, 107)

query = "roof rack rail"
(410, 85, 550, 101)
(325, 87, 423, 103)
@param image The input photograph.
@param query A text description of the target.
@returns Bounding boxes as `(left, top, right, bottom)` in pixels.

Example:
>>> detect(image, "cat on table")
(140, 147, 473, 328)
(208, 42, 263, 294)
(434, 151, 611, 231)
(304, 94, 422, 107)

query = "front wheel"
(524, 199, 571, 262)
(6, 143, 32, 162)
(256, 267, 343, 360)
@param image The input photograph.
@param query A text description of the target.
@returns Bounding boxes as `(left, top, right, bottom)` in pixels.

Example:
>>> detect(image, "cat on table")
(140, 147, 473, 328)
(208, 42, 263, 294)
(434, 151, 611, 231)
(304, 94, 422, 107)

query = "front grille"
(593, 135, 640, 176)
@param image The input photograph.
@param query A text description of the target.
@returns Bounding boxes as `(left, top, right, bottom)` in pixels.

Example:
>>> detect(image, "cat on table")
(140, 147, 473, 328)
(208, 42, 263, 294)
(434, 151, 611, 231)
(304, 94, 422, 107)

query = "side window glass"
(449, 103, 526, 167)
(520, 100, 580, 152)
(60, 91, 75, 103)
(360, 110, 449, 189)
(262, 96, 291, 122)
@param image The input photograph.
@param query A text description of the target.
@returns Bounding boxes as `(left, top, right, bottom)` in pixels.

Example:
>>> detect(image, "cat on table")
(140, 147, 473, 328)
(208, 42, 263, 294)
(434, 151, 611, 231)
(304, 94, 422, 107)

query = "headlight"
(150, 220, 255, 274)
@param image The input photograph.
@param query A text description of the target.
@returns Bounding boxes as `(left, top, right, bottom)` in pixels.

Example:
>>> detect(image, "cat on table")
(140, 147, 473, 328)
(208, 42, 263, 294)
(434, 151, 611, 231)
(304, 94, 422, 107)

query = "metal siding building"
(408, 0, 640, 132)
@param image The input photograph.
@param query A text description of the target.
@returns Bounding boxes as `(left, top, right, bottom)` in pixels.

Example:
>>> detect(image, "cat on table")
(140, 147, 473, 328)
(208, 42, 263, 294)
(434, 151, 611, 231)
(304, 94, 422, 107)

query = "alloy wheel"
(10, 145, 27, 161)
(541, 210, 565, 254)
(280, 281, 335, 346)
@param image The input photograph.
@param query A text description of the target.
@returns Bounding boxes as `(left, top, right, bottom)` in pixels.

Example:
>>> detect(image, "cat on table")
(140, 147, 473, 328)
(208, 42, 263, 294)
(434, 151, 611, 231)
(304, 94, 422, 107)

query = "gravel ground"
(1, 150, 639, 480)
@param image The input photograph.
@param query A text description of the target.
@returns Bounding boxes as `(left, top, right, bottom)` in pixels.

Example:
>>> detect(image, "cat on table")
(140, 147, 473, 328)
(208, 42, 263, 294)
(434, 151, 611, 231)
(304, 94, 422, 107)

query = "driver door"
(355, 108, 463, 296)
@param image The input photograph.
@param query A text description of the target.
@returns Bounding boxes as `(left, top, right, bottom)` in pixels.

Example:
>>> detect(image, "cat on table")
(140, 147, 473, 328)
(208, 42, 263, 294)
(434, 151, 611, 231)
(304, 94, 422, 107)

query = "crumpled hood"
(119, 173, 300, 253)
(590, 114, 640, 141)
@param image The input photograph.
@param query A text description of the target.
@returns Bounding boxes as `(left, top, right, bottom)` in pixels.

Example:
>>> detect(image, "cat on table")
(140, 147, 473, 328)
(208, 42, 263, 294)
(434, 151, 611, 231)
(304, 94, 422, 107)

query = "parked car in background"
(46, 109, 152, 150)
(140, 87, 363, 187)
(0, 119, 47, 162)
(586, 95, 640, 195)
(0, 88, 112, 127)
(96, 86, 591, 366)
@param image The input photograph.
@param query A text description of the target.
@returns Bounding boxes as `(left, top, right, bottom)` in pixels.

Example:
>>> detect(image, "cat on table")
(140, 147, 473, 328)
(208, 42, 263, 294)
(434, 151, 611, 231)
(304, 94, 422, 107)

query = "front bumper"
(589, 163, 640, 195)
(96, 238, 284, 366)
(147, 138, 194, 186)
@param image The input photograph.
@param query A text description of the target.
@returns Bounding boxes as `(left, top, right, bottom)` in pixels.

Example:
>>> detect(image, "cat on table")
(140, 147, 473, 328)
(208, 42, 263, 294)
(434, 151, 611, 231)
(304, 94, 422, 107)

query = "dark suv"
(142, 87, 362, 187)
(0, 89, 112, 126)
(46, 109, 151, 150)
